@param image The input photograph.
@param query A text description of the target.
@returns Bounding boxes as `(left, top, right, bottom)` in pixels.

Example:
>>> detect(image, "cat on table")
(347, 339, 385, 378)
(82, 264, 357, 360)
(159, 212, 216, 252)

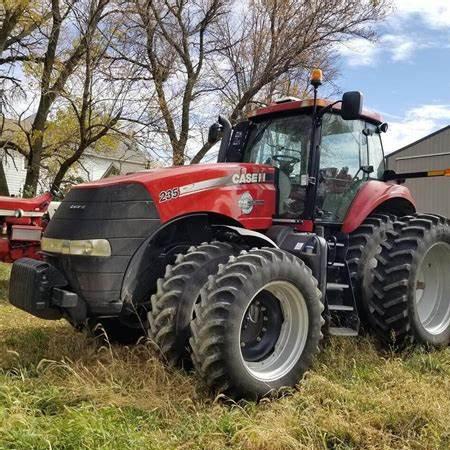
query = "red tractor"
(9, 70, 450, 399)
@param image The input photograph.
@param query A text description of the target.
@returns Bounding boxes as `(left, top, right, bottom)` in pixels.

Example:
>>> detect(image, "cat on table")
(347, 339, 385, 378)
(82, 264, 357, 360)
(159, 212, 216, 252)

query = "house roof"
(386, 124, 450, 159)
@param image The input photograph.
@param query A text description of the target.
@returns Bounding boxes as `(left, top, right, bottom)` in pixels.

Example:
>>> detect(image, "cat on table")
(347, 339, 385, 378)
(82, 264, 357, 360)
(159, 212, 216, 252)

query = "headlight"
(41, 238, 111, 257)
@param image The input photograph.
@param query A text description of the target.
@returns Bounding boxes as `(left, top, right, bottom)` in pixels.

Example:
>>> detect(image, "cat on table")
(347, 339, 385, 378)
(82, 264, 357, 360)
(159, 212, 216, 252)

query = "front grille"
(44, 183, 160, 315)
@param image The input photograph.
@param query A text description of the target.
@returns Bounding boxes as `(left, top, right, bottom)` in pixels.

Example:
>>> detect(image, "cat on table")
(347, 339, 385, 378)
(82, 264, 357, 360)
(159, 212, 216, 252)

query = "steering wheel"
(272, 154, 301, 165)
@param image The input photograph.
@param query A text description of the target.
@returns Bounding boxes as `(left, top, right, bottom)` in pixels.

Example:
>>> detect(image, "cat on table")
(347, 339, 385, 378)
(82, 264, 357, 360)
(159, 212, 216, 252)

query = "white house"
(2, 144, 151, 196)
(0, 117, 152, 196)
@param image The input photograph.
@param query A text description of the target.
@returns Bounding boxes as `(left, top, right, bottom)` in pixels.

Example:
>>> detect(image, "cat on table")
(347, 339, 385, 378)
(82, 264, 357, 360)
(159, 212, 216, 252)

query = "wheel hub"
(240, 292, 283, 362)
(415, 242, 450, 335)
(239, 280, 309, 383)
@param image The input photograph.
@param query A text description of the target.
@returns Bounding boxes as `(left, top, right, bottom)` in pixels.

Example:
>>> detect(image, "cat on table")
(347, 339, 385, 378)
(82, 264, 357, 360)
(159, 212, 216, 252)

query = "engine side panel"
(73, 163, 277, 230)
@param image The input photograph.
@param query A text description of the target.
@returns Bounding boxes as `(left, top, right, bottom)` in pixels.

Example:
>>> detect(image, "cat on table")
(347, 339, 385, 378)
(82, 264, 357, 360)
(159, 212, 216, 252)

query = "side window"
(320, 114, 367, 179)
(317, 114, 368, 222)
(366, 123, 385, 179)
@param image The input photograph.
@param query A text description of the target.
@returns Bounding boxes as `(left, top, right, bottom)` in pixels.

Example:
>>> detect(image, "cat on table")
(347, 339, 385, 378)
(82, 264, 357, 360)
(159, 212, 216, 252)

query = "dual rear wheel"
(370, 214, 450, 347)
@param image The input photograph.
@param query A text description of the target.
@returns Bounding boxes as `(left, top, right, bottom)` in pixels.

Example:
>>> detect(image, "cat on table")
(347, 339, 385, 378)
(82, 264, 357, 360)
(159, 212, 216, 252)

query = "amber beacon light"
(310, 69, 323, 88)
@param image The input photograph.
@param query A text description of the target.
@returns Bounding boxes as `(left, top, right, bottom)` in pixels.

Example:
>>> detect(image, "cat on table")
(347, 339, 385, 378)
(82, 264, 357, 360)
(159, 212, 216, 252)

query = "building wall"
(3, 152, 27, 196)
(2, 151, 147, 197)
(386, 127, 450, 217)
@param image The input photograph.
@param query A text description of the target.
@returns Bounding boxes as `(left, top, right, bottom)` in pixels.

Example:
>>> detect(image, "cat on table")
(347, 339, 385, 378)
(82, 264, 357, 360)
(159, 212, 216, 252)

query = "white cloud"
(338, 0, 449, 68)
(337, 34, 422, 67)
(394, 0, 450, 29)
(381, 35, 417, 61)
(337, 38, 380, 67)
(383, 104, 450, 153)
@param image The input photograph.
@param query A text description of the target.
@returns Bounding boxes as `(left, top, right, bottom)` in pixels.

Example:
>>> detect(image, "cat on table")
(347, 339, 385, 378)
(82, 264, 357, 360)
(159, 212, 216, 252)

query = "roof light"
(310, 69, 323, 87)
(274, 97, 301, 104)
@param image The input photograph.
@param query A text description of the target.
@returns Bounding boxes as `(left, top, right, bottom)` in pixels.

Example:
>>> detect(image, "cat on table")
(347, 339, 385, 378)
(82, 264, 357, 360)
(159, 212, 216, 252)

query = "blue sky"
(334, 0, 450, 153)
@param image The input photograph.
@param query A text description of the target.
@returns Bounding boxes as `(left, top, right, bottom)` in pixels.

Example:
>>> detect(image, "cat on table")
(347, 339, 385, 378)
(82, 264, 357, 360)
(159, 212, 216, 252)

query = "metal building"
(386, 126, 450, 217)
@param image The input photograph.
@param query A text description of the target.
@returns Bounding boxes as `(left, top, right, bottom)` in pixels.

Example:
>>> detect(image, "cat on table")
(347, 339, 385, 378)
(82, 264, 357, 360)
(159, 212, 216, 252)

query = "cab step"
(330, 262, 345, 267)
(327, 282, 349, 291)
(329, 327, 359, 337)
(328, 304, 354, 311)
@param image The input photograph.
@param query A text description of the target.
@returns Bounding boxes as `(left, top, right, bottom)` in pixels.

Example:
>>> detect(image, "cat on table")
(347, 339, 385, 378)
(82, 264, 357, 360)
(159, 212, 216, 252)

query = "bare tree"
(110, 0, 229, 165)
(22, 0, 111, 196)
(49, 14, 134, 191)
(190, 0, 389, 163)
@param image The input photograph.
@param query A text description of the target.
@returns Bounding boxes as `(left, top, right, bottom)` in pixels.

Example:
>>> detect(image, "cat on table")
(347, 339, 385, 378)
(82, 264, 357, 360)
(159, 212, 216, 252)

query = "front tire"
(371, 214, 450, 347)
(148, 241, 237, 366)
(190, 248, 324, 399)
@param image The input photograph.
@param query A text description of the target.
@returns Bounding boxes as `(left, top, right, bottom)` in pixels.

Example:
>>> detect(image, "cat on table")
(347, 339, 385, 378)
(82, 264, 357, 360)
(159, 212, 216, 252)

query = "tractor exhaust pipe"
(217, 115, 232, 162)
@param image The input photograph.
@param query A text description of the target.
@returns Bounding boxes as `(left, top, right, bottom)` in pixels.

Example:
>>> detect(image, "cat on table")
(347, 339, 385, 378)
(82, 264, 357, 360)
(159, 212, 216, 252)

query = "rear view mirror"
(341, 91, 363, 120)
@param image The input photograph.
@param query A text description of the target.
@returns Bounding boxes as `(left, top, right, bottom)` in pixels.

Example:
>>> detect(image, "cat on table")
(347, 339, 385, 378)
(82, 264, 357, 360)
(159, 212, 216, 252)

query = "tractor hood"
(72, 163, 277, 229)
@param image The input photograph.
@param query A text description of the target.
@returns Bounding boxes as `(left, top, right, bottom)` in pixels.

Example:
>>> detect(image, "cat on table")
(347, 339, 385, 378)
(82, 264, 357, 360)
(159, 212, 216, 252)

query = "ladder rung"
(328, 242, 345, 247)
(327, 282, 349, 291)
(329, 327, 359, 337)
(329, 262, 345, 267)
(328, 304, 354, 311)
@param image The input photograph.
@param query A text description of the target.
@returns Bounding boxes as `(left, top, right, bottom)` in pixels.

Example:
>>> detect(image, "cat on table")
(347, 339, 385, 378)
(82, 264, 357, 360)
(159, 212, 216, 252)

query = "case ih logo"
(159, 172, 270, 203)
(232, 173, 266, 184)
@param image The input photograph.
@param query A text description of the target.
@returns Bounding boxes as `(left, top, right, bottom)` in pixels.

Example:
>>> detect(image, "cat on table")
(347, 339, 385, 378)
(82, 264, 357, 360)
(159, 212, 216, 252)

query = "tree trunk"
(23, 132, 44, 197)
(190, 141, 215, 164)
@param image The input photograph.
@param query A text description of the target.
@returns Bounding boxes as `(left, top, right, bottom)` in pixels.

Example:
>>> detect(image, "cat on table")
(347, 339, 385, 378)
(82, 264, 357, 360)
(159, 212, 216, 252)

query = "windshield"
(243, 114, 311, 180)
(243, 114, 312, 217)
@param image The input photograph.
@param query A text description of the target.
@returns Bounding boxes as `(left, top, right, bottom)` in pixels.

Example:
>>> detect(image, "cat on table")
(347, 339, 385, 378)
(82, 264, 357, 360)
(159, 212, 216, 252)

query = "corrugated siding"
(386, 127, 450, 217)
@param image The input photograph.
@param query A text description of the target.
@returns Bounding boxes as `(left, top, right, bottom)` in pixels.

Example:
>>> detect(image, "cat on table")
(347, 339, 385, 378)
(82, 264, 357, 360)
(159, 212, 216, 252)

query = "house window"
(103, 164, 120, 178)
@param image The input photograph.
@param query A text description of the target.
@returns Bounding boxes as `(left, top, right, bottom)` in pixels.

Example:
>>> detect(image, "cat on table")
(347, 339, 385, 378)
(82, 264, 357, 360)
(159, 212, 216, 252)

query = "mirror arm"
(316, 100, 341, 121)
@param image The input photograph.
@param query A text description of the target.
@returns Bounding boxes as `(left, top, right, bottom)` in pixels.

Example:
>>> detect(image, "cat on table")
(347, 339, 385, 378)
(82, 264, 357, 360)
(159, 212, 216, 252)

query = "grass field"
(1, 264, 450, 449)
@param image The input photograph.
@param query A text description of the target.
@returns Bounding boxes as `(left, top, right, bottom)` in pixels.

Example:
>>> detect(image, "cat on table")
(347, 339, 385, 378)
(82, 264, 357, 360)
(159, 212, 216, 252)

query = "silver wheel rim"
(239, 281, 309, 383)
(415, 242, 450, 335)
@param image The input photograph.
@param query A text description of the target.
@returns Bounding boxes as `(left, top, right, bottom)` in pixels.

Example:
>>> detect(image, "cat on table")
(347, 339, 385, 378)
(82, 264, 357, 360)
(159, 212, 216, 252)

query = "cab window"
(243, 114, 311, 217)
(317, 114, 368, 222)
(365, 123, 385, 179)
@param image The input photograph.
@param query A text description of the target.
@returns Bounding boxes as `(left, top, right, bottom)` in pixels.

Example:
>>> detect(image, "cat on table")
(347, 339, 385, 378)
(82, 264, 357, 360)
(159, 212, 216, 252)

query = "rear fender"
(342, 181, 416, 234)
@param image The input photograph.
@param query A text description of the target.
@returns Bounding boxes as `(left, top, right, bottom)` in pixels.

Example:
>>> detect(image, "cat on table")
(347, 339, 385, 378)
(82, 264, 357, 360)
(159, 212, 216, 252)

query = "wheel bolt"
(240, 342, 245, 348)
(256, 336, 262, 342)
(262, 327, 267, 332)
(263, 316, 268, 322)
(261, 306, 267, 312)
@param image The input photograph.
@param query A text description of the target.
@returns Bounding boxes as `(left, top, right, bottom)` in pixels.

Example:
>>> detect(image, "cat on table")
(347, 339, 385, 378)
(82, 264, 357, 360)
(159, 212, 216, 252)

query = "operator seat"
(277, 170, 292, 215)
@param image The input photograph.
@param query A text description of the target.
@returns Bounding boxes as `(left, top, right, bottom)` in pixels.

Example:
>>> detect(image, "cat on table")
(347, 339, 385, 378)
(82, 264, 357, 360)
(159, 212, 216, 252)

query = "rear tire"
(347, 214, 395, 329)
(190, 248, 324, 399)
(148, 241, 237, 366)
(370, 214, 450, 348)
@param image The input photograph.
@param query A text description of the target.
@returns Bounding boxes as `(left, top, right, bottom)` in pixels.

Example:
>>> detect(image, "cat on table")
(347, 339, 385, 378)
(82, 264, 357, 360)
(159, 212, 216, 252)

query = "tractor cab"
(211, 72, 388, 225)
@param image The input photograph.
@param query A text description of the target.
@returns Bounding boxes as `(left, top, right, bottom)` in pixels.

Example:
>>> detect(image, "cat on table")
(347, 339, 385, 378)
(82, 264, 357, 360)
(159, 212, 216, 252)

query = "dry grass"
(1, 263, 450, 449)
